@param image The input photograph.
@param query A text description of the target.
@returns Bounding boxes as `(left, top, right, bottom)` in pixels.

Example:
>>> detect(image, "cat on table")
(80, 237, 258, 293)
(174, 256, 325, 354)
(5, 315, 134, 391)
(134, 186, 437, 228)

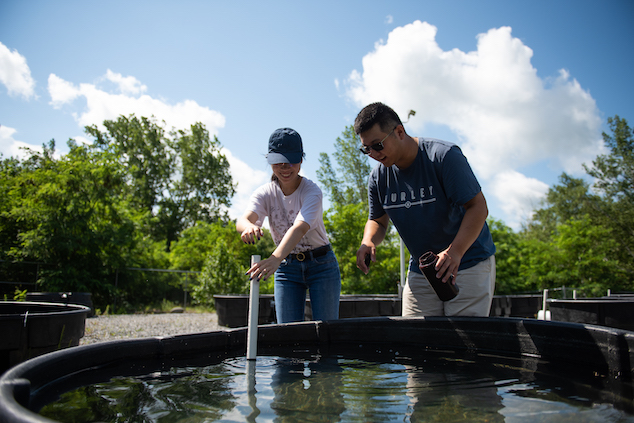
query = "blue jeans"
(274, 249, 341, 323)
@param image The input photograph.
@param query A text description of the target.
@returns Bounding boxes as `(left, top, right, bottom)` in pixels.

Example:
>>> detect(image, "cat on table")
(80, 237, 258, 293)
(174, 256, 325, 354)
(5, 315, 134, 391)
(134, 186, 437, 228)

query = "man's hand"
(436, 250, 462, 284)
(356, 245, 375, 275)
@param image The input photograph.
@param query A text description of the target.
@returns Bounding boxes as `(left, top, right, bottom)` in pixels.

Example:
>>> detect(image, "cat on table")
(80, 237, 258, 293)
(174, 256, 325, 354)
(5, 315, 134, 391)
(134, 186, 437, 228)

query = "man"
(355, 102, 496, 317)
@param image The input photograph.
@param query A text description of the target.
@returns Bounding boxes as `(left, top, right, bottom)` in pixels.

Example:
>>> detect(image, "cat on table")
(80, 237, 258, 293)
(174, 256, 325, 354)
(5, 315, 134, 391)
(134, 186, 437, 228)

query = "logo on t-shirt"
(383, 185, 436, 210)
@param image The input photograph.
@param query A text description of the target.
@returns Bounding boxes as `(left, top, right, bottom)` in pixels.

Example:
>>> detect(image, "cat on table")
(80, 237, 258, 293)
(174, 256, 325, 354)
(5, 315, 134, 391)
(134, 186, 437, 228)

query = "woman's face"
(272, 161, 302, 184)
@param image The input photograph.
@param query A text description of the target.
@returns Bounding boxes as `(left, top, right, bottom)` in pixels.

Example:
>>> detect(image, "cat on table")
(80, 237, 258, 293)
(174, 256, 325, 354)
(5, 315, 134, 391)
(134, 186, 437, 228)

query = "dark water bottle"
(418, 251, 459, 301)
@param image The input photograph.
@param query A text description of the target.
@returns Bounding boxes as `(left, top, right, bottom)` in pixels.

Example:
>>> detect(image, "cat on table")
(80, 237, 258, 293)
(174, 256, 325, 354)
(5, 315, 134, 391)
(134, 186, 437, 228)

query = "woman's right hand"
(240, 224, 264, 245)
(246, 255, 282, 281)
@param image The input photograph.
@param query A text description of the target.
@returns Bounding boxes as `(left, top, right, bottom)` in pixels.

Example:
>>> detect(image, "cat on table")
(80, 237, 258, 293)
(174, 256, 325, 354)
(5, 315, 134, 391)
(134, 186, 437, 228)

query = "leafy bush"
(191, 239, 247, 306)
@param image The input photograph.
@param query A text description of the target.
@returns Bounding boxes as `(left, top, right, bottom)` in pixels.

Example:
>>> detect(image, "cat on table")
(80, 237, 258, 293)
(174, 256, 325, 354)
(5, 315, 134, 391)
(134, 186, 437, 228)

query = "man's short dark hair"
(354, 102, 403, 135)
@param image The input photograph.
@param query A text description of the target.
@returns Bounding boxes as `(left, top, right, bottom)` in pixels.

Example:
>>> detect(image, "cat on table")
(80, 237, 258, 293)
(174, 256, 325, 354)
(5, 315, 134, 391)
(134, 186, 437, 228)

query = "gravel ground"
(81, 312, 223, 345)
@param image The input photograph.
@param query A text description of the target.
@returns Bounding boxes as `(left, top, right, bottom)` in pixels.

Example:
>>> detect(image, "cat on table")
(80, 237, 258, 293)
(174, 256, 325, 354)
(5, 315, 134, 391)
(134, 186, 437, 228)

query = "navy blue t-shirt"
(368, 137, 496, 274)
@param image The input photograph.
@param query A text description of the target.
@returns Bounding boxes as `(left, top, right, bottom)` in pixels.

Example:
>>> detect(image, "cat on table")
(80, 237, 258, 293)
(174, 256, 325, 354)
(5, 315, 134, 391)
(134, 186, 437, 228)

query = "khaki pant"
(402, 255, 496, 317)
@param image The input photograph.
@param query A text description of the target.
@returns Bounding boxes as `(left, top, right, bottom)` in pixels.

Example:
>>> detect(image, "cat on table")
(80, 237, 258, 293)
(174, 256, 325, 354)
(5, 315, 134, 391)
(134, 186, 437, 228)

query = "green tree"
(169, 220, 275, 273)
(1, 140, 141, 305)
(192, 239, 247, 306)
(191, 235, 275, 306)
(318, 125, 401, 294)
(0, 155, 28, 290)
(173, 123, 235, 224)
(520, 115, 634, 295)
(584, 115, 634, 278)
(525, 173, 596, 241)
(172, 221, 276, 305)
(552, 216, 624, 294)
(88, 115, 169, 212)
(86, 115, 236, 251)
(518, 215, 624, 296)
(487, 218, 522, 294)
(1, 116, 238, 310)
(317, 125, 372, 206)
(324, 202, 400, 294)
(586, 116, 634, 202)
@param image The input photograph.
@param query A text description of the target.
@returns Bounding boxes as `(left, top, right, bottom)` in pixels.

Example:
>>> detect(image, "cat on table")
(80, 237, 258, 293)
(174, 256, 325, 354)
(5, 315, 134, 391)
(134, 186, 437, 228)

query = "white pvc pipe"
(538, 288, 551, 321)
(399, 238, 405, 297)
(246, 360, 257, 394)
(246, 255, 261, 361)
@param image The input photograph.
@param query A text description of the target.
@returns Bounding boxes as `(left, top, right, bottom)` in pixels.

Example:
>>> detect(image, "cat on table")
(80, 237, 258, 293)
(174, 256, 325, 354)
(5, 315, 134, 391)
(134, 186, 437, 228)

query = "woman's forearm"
(271, 220, 310, 260)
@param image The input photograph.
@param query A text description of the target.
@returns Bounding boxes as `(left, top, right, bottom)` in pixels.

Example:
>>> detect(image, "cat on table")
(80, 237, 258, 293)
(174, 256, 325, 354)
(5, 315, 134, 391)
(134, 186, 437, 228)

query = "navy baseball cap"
(266, 128, 304, 164)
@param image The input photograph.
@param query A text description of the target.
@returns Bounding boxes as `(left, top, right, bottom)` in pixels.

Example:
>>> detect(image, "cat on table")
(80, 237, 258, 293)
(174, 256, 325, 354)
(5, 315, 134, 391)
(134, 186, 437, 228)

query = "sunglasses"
(359, 127, 396, 155)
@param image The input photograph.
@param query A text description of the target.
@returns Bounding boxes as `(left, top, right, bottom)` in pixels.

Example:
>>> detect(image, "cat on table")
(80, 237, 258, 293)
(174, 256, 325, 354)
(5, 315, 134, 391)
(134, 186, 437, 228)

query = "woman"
(236, 128, 341, 323)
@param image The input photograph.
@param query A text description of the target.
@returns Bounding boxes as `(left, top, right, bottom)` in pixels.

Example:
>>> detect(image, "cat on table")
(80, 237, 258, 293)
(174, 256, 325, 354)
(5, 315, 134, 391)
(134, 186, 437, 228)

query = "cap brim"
(266, 152, 302, 164)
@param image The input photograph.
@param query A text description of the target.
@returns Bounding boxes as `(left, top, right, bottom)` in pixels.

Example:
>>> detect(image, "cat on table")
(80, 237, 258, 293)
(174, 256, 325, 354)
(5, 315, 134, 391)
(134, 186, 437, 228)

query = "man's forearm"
(362, 218, 388, 248)
(448, 193, 488, 258)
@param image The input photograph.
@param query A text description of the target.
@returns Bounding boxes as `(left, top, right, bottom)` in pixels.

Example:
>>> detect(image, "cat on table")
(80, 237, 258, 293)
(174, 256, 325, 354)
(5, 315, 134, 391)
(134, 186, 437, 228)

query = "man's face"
(359, 123, 397, 167)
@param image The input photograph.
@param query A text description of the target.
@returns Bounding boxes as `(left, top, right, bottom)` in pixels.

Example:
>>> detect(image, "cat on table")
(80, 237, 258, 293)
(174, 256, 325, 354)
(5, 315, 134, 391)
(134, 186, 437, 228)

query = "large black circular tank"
(0, 317, 632, 422)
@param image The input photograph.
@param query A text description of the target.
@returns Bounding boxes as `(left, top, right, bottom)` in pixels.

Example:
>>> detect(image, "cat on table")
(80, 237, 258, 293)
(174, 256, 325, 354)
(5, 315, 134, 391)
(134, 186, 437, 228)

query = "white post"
(246, 360, 257, 394)
(399, 238, 405, 297)
(538, 288, 551, 320)
(247, 255, 260, 361)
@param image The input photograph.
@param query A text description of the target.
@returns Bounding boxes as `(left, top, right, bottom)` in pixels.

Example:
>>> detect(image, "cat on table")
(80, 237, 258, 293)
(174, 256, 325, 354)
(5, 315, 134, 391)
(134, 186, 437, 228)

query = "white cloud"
(489, 171, 549, 230)
(73, 135, 92, 146)
(103, 69, 147, 95)
(222, 147, 270, 222)
(0, 42, 36, 99)
(385, 15, 394, 25)
(47, 71, 225, 135)
(344, 21, 603, 229)
(0, 125, 43, 160)
(48, 74, 81, 107)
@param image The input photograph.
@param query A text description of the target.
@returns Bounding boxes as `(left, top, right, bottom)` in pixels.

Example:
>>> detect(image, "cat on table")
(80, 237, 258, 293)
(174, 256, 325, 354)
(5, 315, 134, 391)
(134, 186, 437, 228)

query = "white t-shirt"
(247, 177, 330, 254)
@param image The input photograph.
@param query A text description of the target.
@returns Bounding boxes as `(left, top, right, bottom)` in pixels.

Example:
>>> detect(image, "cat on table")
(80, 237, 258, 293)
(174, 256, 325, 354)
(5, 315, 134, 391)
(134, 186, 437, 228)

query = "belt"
(289, 244, 332, 262)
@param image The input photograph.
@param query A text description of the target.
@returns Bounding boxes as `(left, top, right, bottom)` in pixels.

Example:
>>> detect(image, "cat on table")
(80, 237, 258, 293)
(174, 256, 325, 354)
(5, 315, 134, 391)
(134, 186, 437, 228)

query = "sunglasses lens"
(360, 144, 383, 155)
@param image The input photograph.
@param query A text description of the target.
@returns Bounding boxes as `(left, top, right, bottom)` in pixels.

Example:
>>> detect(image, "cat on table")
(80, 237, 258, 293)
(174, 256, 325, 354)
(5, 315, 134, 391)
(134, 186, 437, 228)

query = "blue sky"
(1, 0, 633, 231)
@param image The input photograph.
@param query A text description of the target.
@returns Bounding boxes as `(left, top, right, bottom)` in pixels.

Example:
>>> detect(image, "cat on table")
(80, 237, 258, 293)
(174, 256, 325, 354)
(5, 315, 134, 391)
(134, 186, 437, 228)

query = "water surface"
(40, 350, 634, 422)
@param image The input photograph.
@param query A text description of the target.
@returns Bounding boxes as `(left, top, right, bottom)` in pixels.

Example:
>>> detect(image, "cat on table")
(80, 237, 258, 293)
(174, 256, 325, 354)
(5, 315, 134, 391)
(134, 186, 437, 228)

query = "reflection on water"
(40, 350, 634, 422)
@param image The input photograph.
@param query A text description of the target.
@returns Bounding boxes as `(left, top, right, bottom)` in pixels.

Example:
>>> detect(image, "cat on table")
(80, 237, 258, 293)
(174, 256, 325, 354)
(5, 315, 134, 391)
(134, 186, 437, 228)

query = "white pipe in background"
(537, 288, 551, 321)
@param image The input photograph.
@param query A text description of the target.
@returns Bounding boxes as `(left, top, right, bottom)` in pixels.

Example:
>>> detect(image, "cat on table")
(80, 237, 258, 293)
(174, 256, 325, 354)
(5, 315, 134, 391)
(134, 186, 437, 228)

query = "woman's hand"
(240, 224, 264, 245)
(246, 255, 283, 281)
